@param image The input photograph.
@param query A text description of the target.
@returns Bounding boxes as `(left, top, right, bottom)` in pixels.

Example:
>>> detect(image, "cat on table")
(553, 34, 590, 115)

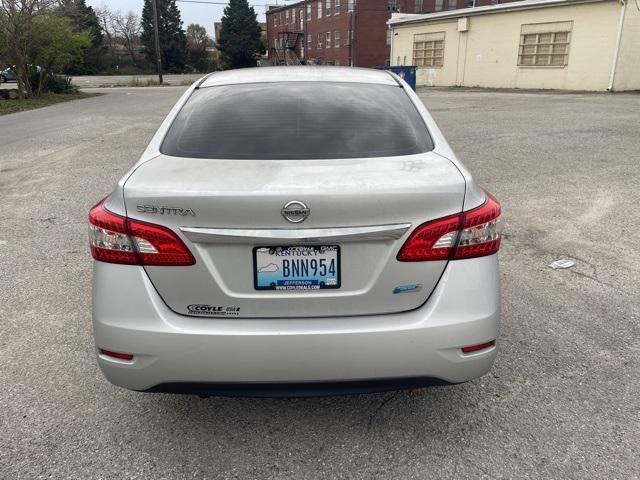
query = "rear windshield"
(160, 82, 434, 160)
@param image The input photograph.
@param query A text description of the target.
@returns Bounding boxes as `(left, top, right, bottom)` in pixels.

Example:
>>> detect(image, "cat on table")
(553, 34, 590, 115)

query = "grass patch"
(124, 77, 163, 87)
(0, 92, 104, 116)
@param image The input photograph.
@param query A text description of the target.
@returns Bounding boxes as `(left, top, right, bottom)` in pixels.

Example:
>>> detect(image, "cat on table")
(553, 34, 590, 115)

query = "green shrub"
(46, 74, 77, 94)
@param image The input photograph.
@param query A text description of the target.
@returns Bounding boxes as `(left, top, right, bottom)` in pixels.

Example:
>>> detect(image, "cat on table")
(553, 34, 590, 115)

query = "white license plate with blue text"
(253, 246, 341, 290)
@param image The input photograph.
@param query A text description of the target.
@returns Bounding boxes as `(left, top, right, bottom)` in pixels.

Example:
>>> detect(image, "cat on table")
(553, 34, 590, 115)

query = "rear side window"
(161, 82, 434, 160)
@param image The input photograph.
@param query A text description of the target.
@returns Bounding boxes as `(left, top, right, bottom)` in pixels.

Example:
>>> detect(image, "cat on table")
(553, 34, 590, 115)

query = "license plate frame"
(253, 245, 341, 291)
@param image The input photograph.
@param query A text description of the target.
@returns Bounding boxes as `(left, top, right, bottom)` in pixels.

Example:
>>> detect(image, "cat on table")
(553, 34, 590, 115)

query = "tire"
(0, 75, 5, 84)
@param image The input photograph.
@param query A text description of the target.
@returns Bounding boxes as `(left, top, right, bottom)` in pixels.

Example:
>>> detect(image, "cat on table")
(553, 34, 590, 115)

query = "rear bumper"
(92, 255, 500, 394)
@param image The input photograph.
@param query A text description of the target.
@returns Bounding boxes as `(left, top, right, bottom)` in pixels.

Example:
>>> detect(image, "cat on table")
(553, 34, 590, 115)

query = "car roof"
(199, 66, 399, 88)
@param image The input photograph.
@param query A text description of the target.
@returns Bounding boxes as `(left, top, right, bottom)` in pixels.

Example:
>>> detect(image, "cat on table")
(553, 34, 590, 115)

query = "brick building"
(266, 0, 520, 67)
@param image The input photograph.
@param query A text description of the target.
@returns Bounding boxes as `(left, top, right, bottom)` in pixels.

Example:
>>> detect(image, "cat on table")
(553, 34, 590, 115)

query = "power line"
(176, 0, 412, 11)
(175, 0, 294, 6)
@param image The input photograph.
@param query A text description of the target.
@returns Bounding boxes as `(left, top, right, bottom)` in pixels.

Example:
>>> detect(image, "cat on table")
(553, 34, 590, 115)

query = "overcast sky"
(86, 0, 294, 38)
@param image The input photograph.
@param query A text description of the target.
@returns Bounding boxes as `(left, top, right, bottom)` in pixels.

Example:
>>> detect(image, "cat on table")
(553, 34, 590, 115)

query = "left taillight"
(89, 198, 195, 266)
(397, 190, 502, 262)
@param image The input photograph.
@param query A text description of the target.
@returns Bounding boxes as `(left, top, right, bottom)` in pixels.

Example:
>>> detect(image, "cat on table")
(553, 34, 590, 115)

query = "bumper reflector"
(461, 340, 495, 354)
(99, 349, 134, 361)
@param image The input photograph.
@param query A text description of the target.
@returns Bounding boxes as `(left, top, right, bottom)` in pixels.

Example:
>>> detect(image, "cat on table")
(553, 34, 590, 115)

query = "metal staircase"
(271, 31, 304, 66)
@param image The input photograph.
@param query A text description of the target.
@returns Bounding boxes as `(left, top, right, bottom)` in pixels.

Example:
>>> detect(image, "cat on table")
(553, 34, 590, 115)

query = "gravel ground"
(0, 86, 638, 479)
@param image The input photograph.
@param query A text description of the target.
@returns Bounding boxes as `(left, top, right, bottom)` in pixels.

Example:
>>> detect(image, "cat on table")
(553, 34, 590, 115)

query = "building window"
(447, 0, 456, 10)
(318, 32, 323, 48)
(326, 31, 331, 48)
(518, 22, 572, 67)
(273, 16, 277, 27)
(348, 0, 354, 12)
(307, 4, 311, 20)
(300, 10, 304, 29)
(318, 0, 322, 18)
(414, 0, 423, 12)
(335, 0, 341, 14)
(434, 0, 444, 11)
(413, 32, 445, 67)
(289, 9, 293, 24)
(334, 31, 341, 47)
(388, 0, 398, 11)
(308, 33, 312, 49)
(386, 29, 392, 46)
(326, 0, 332, 16)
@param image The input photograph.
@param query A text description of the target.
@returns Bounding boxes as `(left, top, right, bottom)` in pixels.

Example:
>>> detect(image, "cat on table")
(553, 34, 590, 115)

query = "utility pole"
(151, 0, 163, 84)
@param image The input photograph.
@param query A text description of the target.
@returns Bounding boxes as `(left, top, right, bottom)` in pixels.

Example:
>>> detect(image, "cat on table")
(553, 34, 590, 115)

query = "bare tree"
(112, 10, 141, 66)
(94, 5, 115, 65)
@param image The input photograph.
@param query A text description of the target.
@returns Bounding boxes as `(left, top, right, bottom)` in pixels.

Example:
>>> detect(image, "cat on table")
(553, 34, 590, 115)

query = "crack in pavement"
(367, 391, 400, 430)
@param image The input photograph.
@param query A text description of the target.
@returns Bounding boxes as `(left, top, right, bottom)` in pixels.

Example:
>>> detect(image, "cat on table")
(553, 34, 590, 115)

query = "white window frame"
(318, 0, 322, 18)
(413, 32, 445, 68)
(308, 33, 312, 49)
(335, 0, 341, 15)
(518, 22, 572, 68)
(307, 3, 312, 20)
(334, 30, 341, 47)
(318, 32, 323, 48)
(326, 0, 332, 16)
(326, 31, 331, 48)
(348, 0, 354, 12)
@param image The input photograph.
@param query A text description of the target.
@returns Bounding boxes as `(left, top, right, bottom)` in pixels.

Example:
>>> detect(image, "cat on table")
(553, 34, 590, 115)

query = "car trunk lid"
(123, 152, 465, 318)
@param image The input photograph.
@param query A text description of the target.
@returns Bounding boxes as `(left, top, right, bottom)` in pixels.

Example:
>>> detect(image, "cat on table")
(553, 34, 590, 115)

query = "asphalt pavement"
(0, 86, 638, 479)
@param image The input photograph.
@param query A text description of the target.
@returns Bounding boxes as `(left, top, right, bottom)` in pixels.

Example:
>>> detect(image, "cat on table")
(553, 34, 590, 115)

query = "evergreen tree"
(141, 0, 187, 73)
(217, 0, 262, 69)
(58, 0, 104, 74)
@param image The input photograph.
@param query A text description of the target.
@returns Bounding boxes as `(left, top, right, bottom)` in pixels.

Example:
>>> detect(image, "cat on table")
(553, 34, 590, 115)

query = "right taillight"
(397, 190, 501, 262)
(89, 198, 195, 266)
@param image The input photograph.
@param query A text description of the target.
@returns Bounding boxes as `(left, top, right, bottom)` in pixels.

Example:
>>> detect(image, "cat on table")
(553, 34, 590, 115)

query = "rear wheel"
(0, 75, 5, 84)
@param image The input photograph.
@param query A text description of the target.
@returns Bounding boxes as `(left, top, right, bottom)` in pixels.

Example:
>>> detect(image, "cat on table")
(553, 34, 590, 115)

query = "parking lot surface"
(0, 86, 638, 479)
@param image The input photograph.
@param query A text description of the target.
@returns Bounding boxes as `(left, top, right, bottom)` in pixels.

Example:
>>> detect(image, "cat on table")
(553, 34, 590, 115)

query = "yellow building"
(389, 0, 640, 91)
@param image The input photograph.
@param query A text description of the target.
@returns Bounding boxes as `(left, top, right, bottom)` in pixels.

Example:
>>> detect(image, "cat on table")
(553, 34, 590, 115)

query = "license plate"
(254, 245, 340, 290)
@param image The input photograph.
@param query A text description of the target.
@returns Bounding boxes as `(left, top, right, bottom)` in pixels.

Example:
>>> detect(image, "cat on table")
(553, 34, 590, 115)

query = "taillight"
(89, 198, 195, 266)
(397, 190, 501, 262)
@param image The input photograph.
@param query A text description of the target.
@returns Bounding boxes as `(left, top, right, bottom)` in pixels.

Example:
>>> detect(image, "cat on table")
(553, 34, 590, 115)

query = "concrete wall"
(614, 1, 640, 91)
(391, 0, 638, 90)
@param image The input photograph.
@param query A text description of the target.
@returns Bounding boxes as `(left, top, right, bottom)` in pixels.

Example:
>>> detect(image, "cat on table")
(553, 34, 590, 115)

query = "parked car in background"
(0, 68, 17, 83)
(89, 67, 502, 397)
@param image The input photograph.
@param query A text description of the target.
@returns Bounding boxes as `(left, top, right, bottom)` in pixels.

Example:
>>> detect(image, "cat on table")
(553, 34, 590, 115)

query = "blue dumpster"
(375, 65, 417, 91)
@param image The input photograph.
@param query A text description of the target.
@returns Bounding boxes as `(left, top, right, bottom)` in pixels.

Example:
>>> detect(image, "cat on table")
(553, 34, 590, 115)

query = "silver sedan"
(89, 67, 502, 397)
